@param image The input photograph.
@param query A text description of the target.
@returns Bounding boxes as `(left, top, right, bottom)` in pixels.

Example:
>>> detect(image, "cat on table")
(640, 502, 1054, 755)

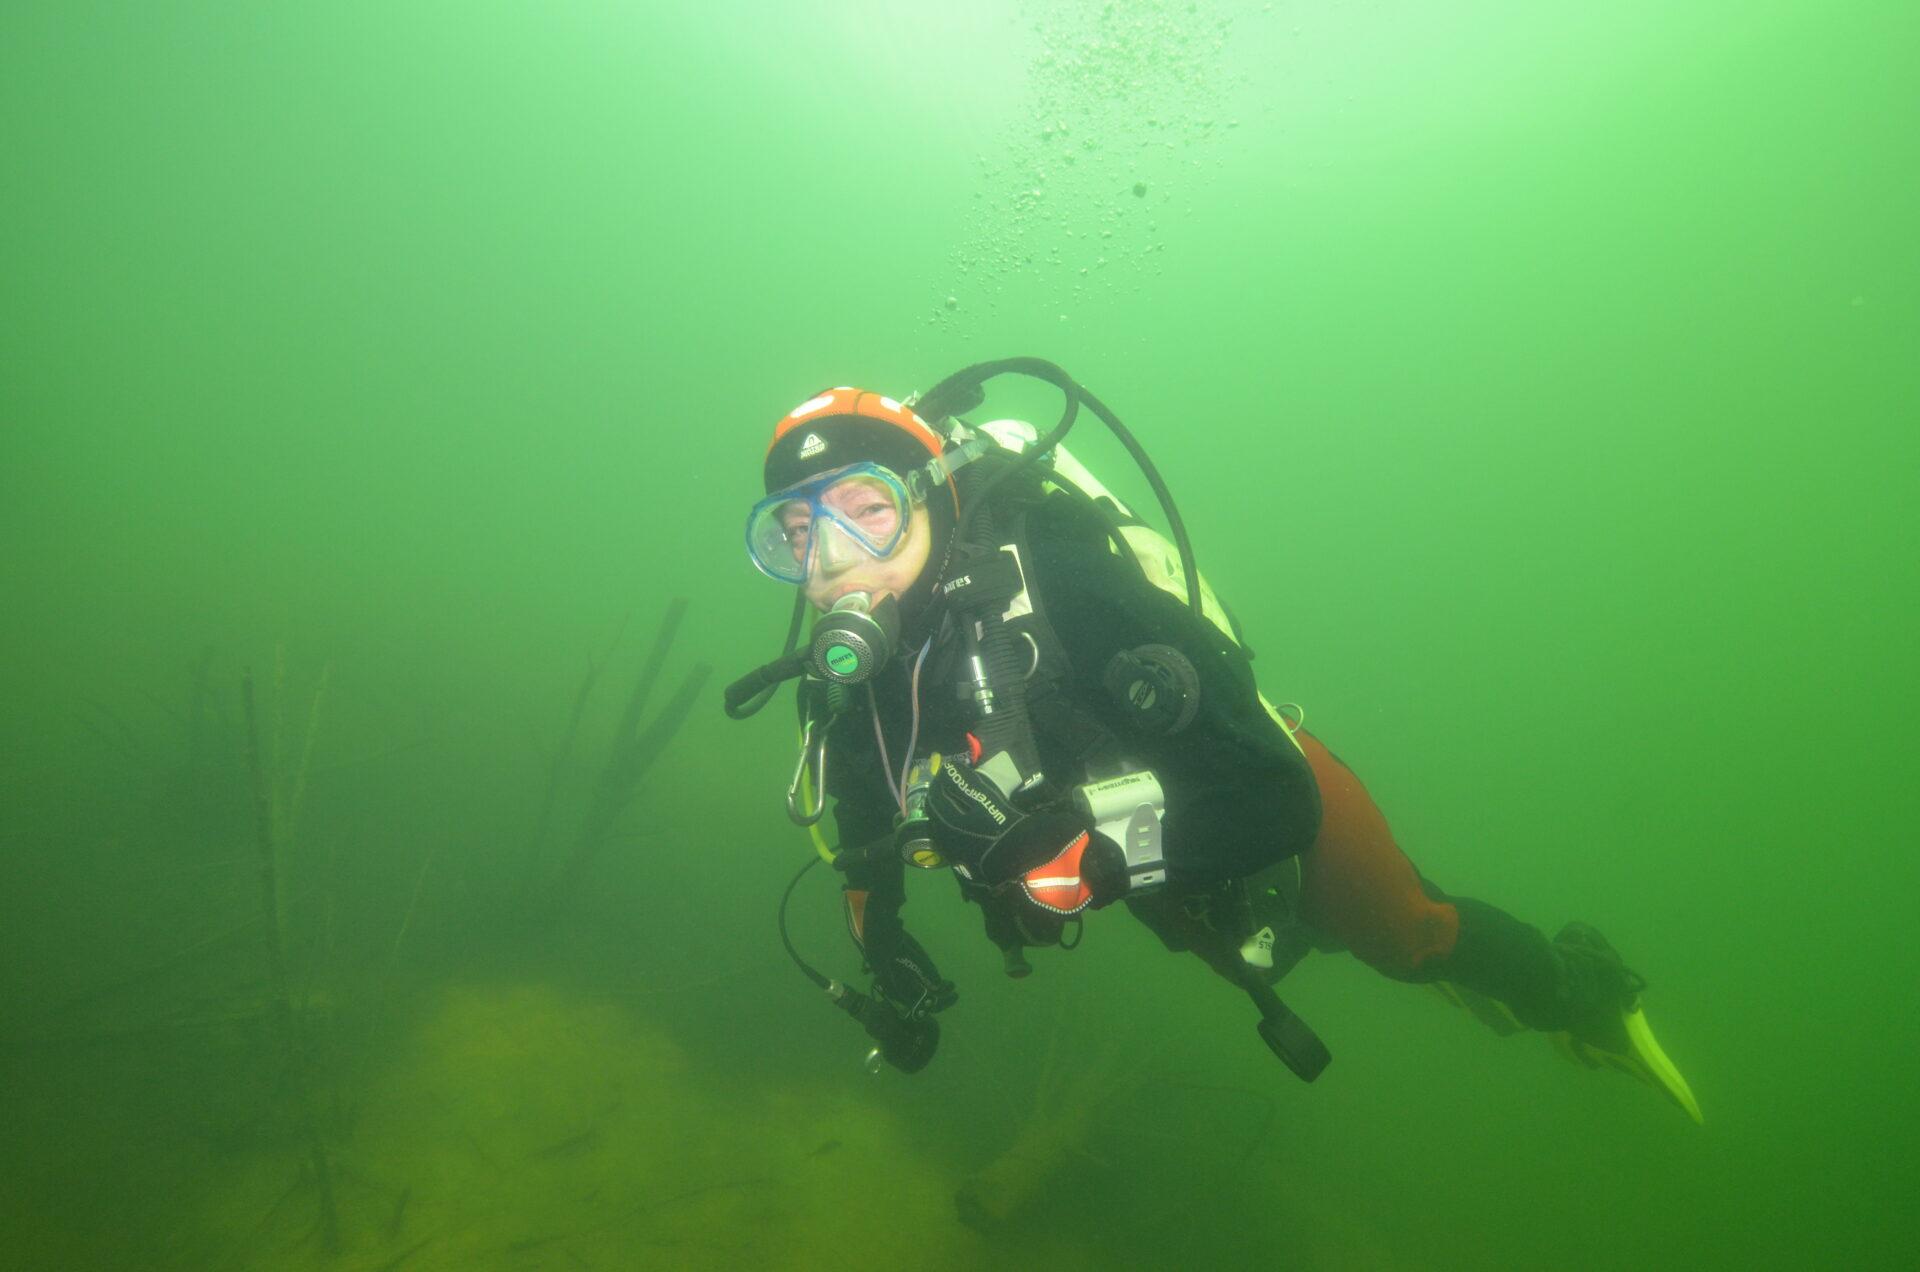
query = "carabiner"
(786, 712, 829, 826)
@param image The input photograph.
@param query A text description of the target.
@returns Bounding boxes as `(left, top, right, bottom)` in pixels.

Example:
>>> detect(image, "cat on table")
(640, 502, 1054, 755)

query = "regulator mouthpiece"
(809, 592, 900, 685)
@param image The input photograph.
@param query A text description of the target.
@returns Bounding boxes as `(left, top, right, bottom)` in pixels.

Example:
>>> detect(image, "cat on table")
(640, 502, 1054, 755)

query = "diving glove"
(871, 930, 957, 1020)
(925, 753, 1126, 913)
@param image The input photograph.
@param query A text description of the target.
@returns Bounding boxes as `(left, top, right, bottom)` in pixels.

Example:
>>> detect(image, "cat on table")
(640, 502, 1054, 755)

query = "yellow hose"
(798, 727, 837, 863)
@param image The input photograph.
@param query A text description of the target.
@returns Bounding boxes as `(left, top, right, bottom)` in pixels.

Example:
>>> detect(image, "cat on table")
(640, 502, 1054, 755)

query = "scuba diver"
(724, 360, 1701, 1122)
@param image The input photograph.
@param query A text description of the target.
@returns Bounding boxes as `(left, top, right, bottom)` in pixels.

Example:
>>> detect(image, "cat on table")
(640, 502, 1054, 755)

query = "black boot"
(1432, 897, 1566, 1030)
(1551, 922, 1646, 1052)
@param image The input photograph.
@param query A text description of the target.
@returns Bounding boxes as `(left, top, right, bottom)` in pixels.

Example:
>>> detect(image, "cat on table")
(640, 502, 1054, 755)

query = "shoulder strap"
(991, 499, 1135, 783)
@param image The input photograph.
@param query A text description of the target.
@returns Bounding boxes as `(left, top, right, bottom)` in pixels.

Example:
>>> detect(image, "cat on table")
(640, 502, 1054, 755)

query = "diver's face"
(800, 498, 932, 612)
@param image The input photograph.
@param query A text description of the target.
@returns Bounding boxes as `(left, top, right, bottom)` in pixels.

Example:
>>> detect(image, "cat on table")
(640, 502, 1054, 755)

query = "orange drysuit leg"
(1293, 729, 1458, 981)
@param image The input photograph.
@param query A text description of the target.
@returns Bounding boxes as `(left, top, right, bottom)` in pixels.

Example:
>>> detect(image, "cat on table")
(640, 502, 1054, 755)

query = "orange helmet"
(762, 387, 961, 515)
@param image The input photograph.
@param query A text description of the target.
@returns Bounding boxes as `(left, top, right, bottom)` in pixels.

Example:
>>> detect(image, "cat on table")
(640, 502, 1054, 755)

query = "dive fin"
(1430, 980, 1527, 1037)
(1552, 1004, 1704, 1124)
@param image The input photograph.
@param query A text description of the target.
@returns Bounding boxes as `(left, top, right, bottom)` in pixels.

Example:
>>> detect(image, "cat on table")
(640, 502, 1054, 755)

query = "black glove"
(870, 929, 958, 1019)
(928, 753, 1133, 915)
(925, 754, 1084, 887)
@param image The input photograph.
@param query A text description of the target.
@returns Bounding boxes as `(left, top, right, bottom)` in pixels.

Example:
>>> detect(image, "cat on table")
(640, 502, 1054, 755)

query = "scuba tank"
(969, 415, 1309, 756)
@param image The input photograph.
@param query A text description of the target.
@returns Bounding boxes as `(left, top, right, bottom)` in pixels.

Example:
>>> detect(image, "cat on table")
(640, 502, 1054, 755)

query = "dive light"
(828, 980, 941, 1075)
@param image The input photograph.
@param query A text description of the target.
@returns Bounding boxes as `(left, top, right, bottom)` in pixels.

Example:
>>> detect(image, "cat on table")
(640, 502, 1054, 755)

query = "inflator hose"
(723, 593, 811, 719)
(723, 650, 807, 719)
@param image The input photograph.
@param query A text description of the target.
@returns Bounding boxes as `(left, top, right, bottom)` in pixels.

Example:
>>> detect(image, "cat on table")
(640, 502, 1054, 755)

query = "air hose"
(777, 855, 831, 991)
(724, 592, 809, 720)
(917, 357, 1202, 618)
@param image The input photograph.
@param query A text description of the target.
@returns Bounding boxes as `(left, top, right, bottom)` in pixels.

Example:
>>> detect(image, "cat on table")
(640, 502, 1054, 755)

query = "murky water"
(3, 2, 1915, 1267)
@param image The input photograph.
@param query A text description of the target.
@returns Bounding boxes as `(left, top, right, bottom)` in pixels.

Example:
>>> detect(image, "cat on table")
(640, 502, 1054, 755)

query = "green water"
(4, 1, 1916, 1268)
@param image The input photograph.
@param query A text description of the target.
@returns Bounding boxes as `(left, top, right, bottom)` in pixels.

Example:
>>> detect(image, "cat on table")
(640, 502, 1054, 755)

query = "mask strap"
(906, 436, 993, 504)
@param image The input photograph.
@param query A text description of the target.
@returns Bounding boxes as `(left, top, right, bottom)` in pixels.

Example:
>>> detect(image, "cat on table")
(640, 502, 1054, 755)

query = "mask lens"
(746, 498, 814, 583)
(746, 463, 914, 585)
(819, 472, 907, 555)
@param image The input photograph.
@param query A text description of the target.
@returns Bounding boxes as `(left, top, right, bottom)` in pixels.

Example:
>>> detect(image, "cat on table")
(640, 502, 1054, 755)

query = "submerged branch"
(549, 600, 712, 902)
(243, 666, 341, 1255)
(391, 840, 438, 962)
(614, 597, 688, 746)
(957, 1022, 1167, 1233)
